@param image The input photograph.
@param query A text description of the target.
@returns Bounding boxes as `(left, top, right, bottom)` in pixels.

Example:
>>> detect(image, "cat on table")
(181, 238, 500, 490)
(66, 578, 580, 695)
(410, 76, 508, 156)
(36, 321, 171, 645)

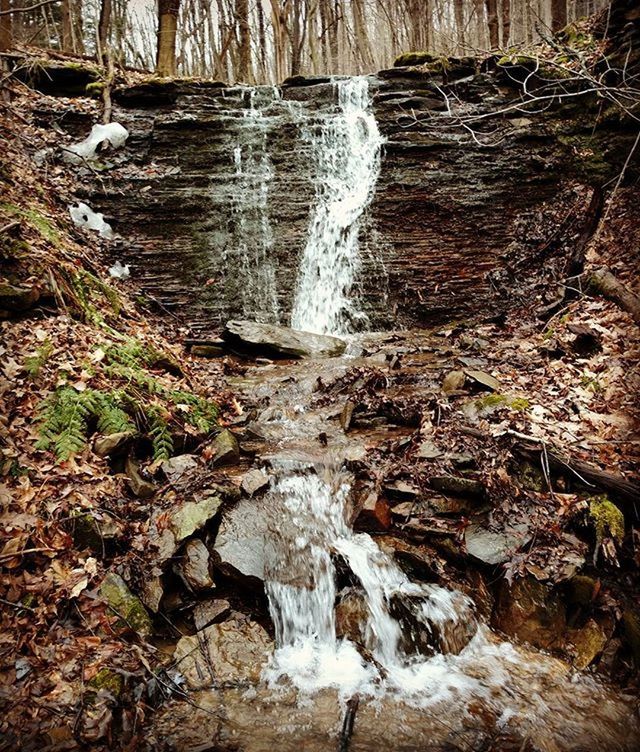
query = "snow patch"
(64, 122, 129, 164)
(69, 202, 114, 239)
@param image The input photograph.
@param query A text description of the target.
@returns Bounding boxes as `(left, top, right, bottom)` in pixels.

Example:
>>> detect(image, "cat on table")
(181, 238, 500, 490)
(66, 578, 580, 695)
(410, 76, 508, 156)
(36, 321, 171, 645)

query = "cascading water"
(290, 77, 384, 336)
(227, 87, 280, 323)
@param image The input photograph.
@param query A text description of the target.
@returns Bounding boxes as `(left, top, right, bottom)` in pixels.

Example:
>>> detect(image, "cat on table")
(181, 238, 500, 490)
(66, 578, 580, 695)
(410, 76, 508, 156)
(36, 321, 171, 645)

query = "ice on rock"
(69, 202, 114, 239)
(64, 122, 129, 164)
(109, 261, 130, 280)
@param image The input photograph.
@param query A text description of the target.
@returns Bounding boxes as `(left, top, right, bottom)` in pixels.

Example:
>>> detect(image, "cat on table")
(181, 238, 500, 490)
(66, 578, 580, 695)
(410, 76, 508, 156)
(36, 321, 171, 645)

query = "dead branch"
(588, 266, 640, 325)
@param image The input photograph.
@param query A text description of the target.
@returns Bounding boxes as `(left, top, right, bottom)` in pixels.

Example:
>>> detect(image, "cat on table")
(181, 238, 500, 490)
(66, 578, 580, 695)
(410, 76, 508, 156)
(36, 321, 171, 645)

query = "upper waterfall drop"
(290, 77, 384, 336)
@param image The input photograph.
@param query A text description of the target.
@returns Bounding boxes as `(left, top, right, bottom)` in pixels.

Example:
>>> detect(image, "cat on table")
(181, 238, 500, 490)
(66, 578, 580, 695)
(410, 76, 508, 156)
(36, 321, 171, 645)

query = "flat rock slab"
(223, 320, 346, 359)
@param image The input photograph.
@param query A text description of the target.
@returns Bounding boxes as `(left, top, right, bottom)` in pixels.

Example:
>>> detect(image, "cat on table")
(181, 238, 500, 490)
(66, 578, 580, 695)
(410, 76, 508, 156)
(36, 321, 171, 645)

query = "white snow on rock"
(69, 202, 114, 239)
(63, 122, 129, 164)
(109, 261, 130, 279)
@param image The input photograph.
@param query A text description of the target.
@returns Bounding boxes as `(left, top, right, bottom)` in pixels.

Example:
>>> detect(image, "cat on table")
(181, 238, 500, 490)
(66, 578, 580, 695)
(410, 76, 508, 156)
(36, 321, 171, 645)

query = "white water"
(229, 88, 280, 323)
(290, 77, 384, 336)
(263, 466, 481, 703)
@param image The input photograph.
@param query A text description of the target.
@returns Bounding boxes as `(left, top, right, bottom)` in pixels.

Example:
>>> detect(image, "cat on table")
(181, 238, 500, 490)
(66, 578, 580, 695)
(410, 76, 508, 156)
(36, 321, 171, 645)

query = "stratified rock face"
(75, 66, 636, 334)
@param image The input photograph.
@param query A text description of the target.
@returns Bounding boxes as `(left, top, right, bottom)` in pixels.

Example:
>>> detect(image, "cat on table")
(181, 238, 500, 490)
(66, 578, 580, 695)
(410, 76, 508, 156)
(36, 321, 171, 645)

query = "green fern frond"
(146, 406, 173, 461)
(24, 340, 54, 379)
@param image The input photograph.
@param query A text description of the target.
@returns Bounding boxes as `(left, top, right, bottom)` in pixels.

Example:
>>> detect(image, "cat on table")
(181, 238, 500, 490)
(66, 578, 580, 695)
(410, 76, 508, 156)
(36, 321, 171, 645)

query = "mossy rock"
(99, 573, 152, 636)
(566, 574, 598, 606)
(394, 51, 438, 67)
(515, 460, 547, 493)
(589, 495, 624, 548)
(622, 610, 640, 668)
(89, 668, 123, 698)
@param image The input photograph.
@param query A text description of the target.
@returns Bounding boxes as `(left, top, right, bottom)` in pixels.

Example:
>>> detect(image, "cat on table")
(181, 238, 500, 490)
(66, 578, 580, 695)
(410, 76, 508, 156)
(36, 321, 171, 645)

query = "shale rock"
(177, 539, 214, 591)
(241, 468, 270, 497)
(0, 282, 40, 314)
(173, 617, 272, 689)
(335, 587, 369, 644)
(464, 523, 531, 565)
(99, 573, 152, 636)
(193, 598, 231, 630)
(212, 499, 267, 584)
(149, 491, 222, 562)
(209, 429, 240, 466)
(353, 491, 391, 532)
(124, 457, 155, 498)
(93, 431, 135, 458)
(223, 320, 346, 359)
(161, 454, 199, 483)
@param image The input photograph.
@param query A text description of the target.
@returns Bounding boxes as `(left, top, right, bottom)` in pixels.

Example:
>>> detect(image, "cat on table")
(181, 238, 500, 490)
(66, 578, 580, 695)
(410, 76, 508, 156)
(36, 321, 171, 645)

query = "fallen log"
(588, 267, 640, 325)
(338, 694, 360, 752)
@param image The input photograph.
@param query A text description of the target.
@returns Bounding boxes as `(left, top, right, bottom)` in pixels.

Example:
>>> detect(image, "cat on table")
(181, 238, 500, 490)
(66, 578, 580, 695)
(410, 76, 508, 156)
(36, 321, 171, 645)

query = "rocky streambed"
(127, 323, 640, 752)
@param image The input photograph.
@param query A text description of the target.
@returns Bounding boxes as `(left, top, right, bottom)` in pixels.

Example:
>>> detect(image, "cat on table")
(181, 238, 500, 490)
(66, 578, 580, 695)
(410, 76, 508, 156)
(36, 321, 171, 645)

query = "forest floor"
(1, 62, 640, 751)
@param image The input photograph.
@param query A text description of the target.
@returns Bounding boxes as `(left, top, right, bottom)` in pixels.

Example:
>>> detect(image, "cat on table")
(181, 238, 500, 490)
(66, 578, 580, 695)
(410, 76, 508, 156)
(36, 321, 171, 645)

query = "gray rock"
(125, 457, 156, 498)
(149, 491, 222, 562)
(178, 539, 214, 591)
(223, 320, 346, 359)
(464, 369, 501, 392)
(416, 440, 443, 459)
(241, 468, 270, 497)
(161, 454, 199, 483)
(99, 573, 152, 636)
(212, 499, 268, 584)
(94, 431, 135, 458)
(465, 523, 531, 565)
(430, 475, 485, 498)
(442, 370, 466, 394)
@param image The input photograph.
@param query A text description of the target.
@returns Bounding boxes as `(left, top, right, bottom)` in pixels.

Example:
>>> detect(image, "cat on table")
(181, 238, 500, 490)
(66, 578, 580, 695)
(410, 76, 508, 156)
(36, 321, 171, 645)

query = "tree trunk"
(501, 0, 510, 47)
(551, 0, 567, 32)
(454, 0, 465, 52)
(0, 0, 12, 53)
(485, 0, 499, 49)
(98, 0, 112, 64)
(236, 0, 251, 82)
(157, 0, 181, 77)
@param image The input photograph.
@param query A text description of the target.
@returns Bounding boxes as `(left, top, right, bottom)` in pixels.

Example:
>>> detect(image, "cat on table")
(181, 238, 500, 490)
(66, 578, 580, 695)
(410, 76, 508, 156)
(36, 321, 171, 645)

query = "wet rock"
(161, 454, 199, 483)
(193, 598, 231, 630)
(442, 370, 466, 394)
(493, 576, 565, 650)
(353, 491, 391, 532)
(173, 616, 272, 689)
(241, 468, 270, 497)
(383, 480, 421, 500)
(177, 539, 214, 591)
(377, 535, 443, 580)
(72, 511, 121, 553)
(0, 282, 40, 314)
(89, 668, 123, 699)
(335, 587, 369, 644)
(212, 499, 267, 584)
(340, 402, 356, 432)
(99, 573, 152, 637)
(567, 618, 609, 670)
(150, 490, 222, 562)
(209, 429, 240, 466)
(566, 575, 599, 606)
(430, 476, 485, 498)
(124, 457, 156, 498)
(465, 523, 531, 565)
(223, 320, 346, 359)
(191, 344, 225, 358)
(622, 609, 640, 667)
(464, 369, 501, 392)
(93, 431, 135, 458)
(390, 589, 477, 656)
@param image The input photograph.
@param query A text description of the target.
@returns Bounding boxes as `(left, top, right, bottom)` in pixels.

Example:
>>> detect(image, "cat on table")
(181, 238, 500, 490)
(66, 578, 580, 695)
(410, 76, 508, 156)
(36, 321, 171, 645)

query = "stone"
(465, 523, 531, 565)
(99, 573, 152, 636)
(0, 282, 40, 313)
(240, 468, 270, 497)
(383, 480, 421, 500)
(353, 491, 391, 532)
(340, 402, 356, 432)
(223, 320, 346, 359)
(376, 535, 443, 580)
(89, 668, 123, 698)
(335, 588, 369, 644)
(191, 344, 225, 358)
(141, 572, 164, 613)
(622, 609, 640, 667)
(566, 619, 609, 670)
(150, 491, 222, 562)
(212, 499, 268, 584)
(416, 440, 443, 459)
(442, 370, 466, 394)
(72, 511, 121, 553)
(566, 575, 599, 606)
(493, 576, 565, 651)
(161, 454, 199, 483)
(173, 617, 273, 689)
(193, 599, 231, 630)
(464, 369, 501, 392)
(93, 431, 135, 458)
(178, 539, 214, 591)
(124, 457, 156, 498)
(209, 429, 240, 466)
(430, 475, 485, 498)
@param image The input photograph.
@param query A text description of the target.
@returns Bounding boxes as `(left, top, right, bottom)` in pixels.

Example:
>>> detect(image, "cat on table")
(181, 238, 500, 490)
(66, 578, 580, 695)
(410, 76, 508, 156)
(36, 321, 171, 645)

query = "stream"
(150, 78, 639, 751)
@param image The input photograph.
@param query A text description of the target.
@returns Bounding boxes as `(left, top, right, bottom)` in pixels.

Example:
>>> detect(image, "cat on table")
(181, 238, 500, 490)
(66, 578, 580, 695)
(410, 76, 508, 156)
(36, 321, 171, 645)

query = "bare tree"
(0, 0, 12, 53)
(157, 0, 181, 76)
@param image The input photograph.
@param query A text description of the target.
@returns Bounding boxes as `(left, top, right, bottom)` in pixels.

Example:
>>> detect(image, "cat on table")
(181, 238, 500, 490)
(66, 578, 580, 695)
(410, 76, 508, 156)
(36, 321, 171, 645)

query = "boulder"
(430, 475, 485, 498)
(99, 573, 152, 636)
(335, 587, 369, 644)
(212, 499, 267, 584)
(161, 454, 199, 483)
(566, 618, 609, 670)
(124, 457, 155, 498)
(240, 468, 270, 497)
(193, 598, 231, 630)
(353, 491, 391, 532)
(177, 539, 214, 591)
(209, 429, 240, 466)
(223, 320, 346, 359)
(0, 282, 40, 314)
(93, 431, 135, 458)
(493, 576, 566, 650)
(173, 616, 272, 689)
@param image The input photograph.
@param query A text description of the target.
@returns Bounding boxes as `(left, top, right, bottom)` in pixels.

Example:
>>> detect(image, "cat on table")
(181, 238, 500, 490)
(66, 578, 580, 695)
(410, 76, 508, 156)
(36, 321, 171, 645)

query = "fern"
(24, 340, 53, 379)
(36, 387, 95, 460)
(105, 336, 163, 370)
(146, 406, 173, 461)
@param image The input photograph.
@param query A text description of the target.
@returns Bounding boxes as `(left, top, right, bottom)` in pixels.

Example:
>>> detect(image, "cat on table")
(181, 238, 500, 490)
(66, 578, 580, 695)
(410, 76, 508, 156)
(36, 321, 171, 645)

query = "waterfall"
(228, 87, 280, 324)
(290, 77, 384, 336)
(263, 465, 478, 701)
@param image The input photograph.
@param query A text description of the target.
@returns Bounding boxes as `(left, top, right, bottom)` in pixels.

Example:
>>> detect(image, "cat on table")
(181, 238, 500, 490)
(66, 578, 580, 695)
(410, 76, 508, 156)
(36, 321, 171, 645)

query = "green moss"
(509, 397, 530, 411)
(0, 203, 62, 246)
(476, 393, 507, 409)
(86, 81, 105, 96)
(589, 495, 624, 549)
(99, 573, 152, 636)
(89, 668, 123, 697)
(394, 51, 437, 67)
